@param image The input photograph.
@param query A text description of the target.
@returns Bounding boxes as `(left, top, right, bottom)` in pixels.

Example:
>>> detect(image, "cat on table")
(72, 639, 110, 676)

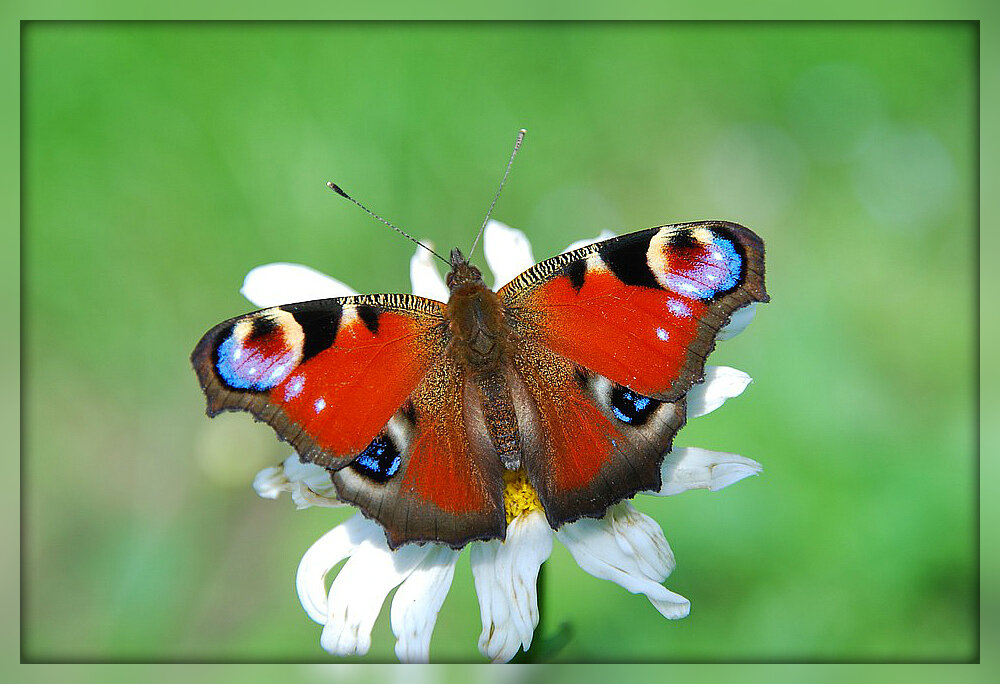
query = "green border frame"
(6, 2, 994, 680)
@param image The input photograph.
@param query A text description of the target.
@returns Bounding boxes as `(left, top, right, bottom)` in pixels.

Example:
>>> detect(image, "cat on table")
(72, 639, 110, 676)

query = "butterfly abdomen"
(445, 278, 526, 472)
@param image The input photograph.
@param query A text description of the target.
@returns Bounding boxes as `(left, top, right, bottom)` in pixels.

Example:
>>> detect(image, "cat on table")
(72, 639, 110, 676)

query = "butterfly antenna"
(468, 128, 526, 259)
(326, 182, 450, 266)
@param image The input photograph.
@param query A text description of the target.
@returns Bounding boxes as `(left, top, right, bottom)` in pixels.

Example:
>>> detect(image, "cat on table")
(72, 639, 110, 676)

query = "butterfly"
(191, 135, 768, 550)
(192, 223, 767, 549)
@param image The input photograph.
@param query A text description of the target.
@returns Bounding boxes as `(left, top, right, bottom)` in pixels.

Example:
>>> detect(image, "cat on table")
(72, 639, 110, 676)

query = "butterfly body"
(193, 221, 768, 549)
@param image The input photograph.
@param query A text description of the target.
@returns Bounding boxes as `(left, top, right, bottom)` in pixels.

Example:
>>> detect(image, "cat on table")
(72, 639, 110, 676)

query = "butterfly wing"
(499, 221, 767, 526)
(191, 293, 506, 548)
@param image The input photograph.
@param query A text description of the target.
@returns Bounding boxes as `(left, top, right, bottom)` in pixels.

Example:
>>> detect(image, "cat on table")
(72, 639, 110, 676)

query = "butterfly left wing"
(499, 221, 767, 526)
(192, 294, 507, 548)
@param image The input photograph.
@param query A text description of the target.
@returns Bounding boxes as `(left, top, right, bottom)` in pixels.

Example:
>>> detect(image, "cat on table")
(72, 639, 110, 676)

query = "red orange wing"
(499, 221, 767, 526)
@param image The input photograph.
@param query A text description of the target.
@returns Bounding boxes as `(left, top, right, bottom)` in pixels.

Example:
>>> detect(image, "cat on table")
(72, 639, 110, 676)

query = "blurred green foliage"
(23, 22, 976, 663)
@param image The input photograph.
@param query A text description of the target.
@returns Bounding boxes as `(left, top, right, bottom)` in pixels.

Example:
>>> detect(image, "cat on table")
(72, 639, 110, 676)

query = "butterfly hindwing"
(499, 221, 767, 526)
(509, 341, 687, 527)
(331, 355, 507, 549)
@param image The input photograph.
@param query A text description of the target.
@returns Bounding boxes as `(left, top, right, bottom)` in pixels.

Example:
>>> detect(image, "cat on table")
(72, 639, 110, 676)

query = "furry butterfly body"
(192, 221, 768, 549)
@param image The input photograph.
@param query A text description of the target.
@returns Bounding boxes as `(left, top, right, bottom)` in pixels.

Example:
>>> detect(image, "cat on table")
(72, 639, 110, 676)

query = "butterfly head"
(446, 248, 484, 291)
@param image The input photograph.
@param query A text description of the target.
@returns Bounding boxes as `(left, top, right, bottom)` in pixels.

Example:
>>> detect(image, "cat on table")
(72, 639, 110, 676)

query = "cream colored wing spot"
(586, 250, 609, 274)
(646, 227, 676, 291)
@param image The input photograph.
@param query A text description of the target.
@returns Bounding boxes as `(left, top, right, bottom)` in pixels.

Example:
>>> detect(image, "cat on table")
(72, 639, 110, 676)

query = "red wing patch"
(271, 309, 436, 458)
(523, 270, 709, 397)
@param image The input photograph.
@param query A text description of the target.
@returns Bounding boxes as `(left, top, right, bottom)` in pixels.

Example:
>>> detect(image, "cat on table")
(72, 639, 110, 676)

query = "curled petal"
(484, 220, 535, 290)
(556, 503, 690, 620)
(409, 246, 449, 301)
(296, 514, 377, 625)
(390, 545, 460, 663)
(561, 229, 616, 254)
(717, 302, 757, 341)
(652, 447, 762, 496)
(241, 262, 357, 308)
(252, 465, 287, 500)
(252, 455, 342, 508)
(471, 510, 553, 662)
(321, 529, 430, 656)
(687, 366, 752, 419)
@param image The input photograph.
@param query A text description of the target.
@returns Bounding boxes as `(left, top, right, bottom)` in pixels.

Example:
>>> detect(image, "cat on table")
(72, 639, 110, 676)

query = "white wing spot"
(268, 363, 287, 382)
(656, 327, 670, 341)
(668, 299, 692, 318)
(285, 375, 305, 400)
(314, 397, 326, 413)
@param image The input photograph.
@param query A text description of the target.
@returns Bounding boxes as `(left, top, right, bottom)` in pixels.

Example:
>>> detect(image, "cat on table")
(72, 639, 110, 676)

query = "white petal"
(717, 302, 757, 341)
(390, 545, 460, 663)
(686, 366, 752, 419)
(296, 514, 376, 625)
(252, 465, 287, 499)
(483, 220, 535, 290)
(557, 503, 690, 620)
(321, 531, 430, 657)
(241, 263, 357, 308)
(409, 246, 449, 301)
(561, 229, 616, 254)
(651, 447, 763, 496)
(471, 510, 553, 663)
(252, 454, 342, 509)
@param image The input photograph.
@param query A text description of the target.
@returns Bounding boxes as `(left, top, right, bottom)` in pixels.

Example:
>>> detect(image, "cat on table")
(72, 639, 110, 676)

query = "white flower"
(243, 220, 762, 662)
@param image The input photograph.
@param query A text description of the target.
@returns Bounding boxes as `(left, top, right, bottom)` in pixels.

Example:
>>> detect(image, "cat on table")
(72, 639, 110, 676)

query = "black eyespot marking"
(564, 259, 587, 292)
(356, 304, 380, 335)
(248, 315, 278, 340)
(666, 228, 699, 251)
(349, 434, 401, 483)
(599, 233, 660, 289)
(610, 386, 661, 426)
(283, 302, 342, 363)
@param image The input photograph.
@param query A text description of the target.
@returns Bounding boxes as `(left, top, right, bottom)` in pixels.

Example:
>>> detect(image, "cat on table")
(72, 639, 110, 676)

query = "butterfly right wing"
(498, 221, 767, 527)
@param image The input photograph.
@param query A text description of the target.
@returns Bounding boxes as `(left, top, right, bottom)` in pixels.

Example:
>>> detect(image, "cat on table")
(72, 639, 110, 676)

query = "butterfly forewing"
(191, 294, 448, 466)
(499, 221, 768, 401)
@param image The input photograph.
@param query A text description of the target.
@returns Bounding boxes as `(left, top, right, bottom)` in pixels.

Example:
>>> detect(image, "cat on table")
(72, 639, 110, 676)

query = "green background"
(22, 22, 977, 664)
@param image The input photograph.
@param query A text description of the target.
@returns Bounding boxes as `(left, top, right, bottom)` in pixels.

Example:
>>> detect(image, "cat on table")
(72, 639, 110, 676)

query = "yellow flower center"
(502, 468, 543, 524)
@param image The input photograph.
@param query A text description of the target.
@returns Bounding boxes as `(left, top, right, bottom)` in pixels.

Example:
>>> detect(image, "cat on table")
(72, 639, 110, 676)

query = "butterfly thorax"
(445, 249, 509, 372)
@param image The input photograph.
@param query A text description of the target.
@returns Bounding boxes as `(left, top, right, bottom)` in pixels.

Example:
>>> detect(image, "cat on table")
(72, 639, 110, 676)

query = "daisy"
(246, 221, 762, 663)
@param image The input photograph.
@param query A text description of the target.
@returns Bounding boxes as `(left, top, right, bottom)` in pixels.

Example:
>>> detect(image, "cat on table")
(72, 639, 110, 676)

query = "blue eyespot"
(215, 332, 295, 391)
(666, 236, 743, 299)
(610, 386, 660, 426)
(351, 435, 401, 482)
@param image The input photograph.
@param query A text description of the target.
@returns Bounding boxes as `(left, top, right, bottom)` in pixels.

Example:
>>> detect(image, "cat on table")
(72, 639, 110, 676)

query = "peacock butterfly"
(191, 132, 768, 549)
